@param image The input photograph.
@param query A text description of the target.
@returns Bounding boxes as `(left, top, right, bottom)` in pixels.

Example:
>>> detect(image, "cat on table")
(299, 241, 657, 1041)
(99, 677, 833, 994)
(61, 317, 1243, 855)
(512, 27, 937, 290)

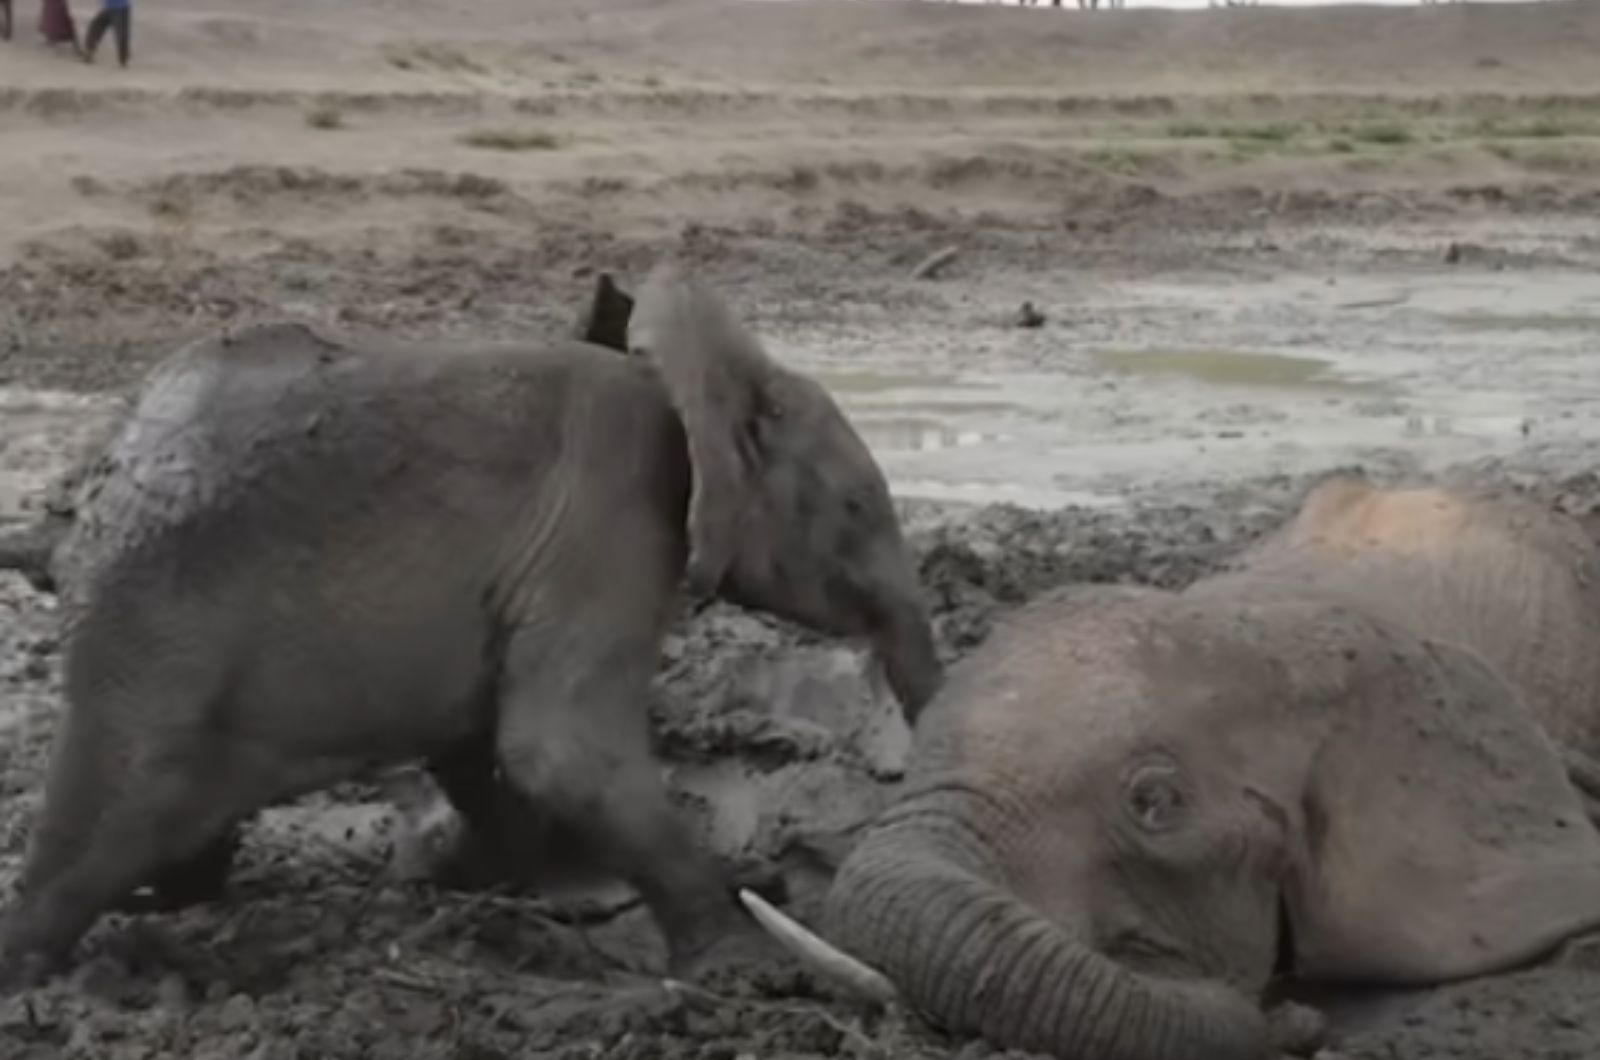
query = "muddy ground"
(6, 0, 1600, 1057)
(9, 461, 1600, 1060)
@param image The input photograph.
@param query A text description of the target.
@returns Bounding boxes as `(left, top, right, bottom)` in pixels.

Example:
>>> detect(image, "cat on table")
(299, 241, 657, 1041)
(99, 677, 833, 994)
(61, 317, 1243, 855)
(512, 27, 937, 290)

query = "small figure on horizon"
(2, 0, 15, 43)
(83, 0, 129, 65)
(38, 0, 82, 55)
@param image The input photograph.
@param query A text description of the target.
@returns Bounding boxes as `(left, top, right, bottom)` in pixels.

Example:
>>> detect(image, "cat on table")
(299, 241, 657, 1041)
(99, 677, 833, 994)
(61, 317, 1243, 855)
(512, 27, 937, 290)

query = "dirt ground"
(4, 0, 1600, 1057)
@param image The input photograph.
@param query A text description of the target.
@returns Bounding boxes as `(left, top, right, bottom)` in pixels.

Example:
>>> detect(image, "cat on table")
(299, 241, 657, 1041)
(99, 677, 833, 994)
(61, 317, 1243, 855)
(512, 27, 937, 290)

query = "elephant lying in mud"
(747, 473, 1600, 1060)
(0, 259, 943, 989)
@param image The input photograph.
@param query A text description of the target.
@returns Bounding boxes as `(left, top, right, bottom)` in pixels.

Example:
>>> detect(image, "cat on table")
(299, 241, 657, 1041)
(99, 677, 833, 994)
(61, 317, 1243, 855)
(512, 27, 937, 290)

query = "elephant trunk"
(873, 596, 943, 724)
(823, 827, 1269, 1060)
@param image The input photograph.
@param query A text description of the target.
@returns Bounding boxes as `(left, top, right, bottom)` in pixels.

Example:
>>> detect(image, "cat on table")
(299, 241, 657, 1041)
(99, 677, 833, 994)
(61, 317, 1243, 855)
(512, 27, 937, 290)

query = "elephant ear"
(571, 272, 635, 353)
(1287, 633, 1600, 985)
(626, 258, 769, 596)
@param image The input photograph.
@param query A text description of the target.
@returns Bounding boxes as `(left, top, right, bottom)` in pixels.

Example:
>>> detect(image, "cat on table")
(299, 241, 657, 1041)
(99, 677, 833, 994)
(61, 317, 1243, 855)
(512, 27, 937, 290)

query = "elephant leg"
(0, 707, 278, 988)
(1267, 1000, 1328, 1057)
(491, 640, 754, 977)
(416, 734, 552, 891)
(426, 735, 789, 910)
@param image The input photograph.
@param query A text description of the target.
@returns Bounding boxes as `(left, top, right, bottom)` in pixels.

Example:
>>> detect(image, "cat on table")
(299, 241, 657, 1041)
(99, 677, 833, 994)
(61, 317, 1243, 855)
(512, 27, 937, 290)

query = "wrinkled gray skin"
(752, 472, 1600, 1060)
(0, 259, 942, 988)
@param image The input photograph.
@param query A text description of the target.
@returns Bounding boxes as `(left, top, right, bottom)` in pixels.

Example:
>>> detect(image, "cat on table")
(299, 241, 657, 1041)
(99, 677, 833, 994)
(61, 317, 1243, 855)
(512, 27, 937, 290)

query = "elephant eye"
(1124, 762, 1188, 833)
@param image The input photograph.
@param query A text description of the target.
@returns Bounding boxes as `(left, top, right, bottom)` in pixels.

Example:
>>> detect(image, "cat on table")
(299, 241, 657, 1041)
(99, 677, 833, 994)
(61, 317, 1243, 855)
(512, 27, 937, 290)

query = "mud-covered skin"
(771, 473, 1600, 1060)
(1232, 473, 1600, 756)
(0, 262, 942, 989)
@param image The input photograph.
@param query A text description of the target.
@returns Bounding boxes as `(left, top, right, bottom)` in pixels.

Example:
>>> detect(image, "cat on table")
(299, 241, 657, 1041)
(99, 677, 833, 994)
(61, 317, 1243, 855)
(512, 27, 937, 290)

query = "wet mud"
(5, 456, 1600, 1059)
(7, 227, 1600, 1056)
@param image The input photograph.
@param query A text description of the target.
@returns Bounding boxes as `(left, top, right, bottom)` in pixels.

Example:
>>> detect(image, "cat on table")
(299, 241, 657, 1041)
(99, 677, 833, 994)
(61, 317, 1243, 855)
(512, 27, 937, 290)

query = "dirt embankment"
(4, 2, 1600, 393)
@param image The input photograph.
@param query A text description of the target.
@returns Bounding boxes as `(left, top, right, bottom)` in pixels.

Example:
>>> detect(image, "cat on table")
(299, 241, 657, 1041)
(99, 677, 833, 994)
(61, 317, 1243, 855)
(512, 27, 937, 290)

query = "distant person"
(83, 0, 128, 65)
(2, 0, 14, 42)
(38, 0, 82, 54)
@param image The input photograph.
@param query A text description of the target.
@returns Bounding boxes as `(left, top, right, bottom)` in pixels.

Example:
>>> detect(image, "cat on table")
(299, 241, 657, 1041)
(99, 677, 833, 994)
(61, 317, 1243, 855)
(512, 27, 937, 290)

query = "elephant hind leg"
(492, 641, 750, 976)
(0, 703, 285, 987)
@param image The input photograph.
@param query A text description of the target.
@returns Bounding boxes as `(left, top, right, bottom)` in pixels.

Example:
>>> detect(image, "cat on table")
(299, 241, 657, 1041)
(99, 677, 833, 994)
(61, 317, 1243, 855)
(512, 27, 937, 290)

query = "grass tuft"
(460, 129, 562, 152)
(305, 105, 345, 131)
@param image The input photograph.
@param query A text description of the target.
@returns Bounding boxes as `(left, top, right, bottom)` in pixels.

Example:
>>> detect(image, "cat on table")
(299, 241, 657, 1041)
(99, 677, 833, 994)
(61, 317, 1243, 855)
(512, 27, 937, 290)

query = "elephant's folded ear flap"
(572, 272, 635, 353)
(1289, 636, 1600, 986)
(627, 259, 767, 597)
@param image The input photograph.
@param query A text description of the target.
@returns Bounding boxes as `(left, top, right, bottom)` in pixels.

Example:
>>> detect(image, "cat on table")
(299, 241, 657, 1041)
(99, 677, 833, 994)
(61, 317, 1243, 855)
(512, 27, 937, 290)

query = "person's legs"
(82, 4, 107, 58)
(38, 0, 81, 52)
(111, 3, 126, 64)
(2, 0, 14, 43)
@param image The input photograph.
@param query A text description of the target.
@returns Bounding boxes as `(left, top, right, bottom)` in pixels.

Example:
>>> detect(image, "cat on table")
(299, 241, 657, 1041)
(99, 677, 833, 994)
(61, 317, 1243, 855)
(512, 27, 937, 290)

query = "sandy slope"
(4, 0, 1600, 92)
(4, 0, 1600, 389)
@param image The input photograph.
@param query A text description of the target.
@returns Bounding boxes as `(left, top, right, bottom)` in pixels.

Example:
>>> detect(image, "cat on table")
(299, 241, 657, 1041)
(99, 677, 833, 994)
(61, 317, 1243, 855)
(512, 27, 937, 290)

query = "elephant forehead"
(943, 598, 1293, 775)
(1275, 478, 1591, 573)
(1284, 478, 1471, 552)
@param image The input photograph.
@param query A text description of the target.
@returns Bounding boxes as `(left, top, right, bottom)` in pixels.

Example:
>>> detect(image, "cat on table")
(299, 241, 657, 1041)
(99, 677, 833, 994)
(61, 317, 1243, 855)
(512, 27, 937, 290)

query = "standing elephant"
(0, 259, 943, 989)
(745, 472, 1600, 1060)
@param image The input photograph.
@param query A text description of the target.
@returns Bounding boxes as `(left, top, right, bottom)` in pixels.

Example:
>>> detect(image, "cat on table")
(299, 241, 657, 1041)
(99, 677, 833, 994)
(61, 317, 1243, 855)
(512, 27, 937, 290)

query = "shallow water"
(2, 267, 1598, 521)
(778, 266, 1600, 510)
(1089, 347, 1383, 394)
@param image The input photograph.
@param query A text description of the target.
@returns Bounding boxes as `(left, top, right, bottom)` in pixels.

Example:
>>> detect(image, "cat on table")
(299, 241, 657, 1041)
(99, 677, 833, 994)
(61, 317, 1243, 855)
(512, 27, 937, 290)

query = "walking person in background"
(2, 0, 14, 43)
(38, 0, 82, 54)
(83, 0, 129, 65)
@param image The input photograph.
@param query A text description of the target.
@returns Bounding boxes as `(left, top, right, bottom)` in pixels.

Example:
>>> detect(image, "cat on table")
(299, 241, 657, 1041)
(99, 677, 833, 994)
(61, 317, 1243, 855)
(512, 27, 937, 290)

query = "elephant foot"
(1267, 1000, 1329, 1057)
(665, 916, 786, 990)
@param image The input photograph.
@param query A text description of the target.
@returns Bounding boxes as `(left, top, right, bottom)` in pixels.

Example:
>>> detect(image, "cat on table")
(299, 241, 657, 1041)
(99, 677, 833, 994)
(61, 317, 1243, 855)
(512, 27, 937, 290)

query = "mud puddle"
(807, 349, 1536, 511)
(1088, 348, 1382, 395)
(772, 265, 1600, 511)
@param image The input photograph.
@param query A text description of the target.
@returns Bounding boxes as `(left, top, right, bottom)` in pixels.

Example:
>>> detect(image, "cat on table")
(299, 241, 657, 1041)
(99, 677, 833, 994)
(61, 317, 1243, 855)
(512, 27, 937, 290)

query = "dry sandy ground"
(4, 1, 1600, 1057)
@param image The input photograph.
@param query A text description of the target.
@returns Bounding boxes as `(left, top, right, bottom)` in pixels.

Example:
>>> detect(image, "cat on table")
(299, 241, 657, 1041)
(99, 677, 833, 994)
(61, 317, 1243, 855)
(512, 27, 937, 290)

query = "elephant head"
(744, 559, 1600, 1058)
(0, 260, 946, 987)
(624, 259, 943, 718)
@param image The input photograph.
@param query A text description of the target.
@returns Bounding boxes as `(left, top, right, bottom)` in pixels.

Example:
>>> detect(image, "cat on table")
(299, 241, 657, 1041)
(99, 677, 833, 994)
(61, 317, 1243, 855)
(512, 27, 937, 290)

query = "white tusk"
(738, 888, 900, 1006)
